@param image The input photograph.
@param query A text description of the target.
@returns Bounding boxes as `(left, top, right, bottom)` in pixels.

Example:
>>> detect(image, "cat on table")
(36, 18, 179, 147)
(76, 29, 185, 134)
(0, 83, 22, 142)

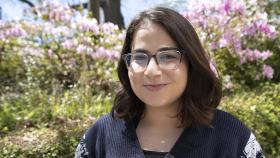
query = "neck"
(141, 105, 181, 128)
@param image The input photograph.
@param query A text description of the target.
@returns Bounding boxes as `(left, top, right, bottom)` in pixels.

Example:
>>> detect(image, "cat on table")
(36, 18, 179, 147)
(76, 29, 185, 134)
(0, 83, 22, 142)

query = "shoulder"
(86, 113, 116, 133)
(84, 113, 126, 143)
(212, 109, 265, 157)
(212, 109, 251, 144)
(213, 109, 250, 135)
(75, 113, 124, 158)
(241, 133, 265, 158)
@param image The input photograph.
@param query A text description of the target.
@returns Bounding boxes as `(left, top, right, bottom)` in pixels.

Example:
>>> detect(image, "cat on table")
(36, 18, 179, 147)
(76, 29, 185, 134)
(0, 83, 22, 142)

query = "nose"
(144, 57, 162, 77)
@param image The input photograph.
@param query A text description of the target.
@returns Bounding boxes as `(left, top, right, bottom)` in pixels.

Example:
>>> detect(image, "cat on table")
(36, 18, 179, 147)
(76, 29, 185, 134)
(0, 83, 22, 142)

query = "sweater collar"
(122, 119, 212, 158)
(169, 124, 211, 157)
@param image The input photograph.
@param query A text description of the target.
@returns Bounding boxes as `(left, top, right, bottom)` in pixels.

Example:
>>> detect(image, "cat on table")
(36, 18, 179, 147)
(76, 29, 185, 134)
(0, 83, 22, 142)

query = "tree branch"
(19, 0, 34, 7)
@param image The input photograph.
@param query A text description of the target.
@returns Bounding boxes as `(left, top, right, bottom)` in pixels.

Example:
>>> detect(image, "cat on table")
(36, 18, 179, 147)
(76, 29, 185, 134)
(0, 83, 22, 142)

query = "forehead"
(131, 22, 177, 52)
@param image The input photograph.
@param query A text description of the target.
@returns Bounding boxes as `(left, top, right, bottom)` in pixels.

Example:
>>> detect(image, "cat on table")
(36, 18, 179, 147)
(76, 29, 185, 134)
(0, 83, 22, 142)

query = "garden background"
(0, 0, 279, 157)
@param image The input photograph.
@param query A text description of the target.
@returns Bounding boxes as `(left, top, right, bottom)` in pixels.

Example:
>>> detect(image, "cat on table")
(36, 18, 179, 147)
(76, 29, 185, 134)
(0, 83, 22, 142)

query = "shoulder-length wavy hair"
(111, 7, 222, 127)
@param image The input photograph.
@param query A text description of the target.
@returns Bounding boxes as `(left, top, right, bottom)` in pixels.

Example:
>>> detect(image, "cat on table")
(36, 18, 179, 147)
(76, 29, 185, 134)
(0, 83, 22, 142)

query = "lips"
(143, 84, 167, 91)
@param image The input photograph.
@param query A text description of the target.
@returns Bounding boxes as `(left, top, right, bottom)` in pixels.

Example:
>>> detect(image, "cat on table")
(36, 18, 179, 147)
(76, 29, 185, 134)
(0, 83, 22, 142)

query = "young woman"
(75, 7, 265, 158)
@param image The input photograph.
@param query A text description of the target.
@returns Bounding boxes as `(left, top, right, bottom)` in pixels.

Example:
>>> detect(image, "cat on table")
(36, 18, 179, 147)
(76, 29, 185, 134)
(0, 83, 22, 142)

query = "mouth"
(143, 84, 168, 91)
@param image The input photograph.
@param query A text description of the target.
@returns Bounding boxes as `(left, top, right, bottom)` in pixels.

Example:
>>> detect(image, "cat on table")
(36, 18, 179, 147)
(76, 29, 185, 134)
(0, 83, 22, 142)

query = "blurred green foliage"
(220, 83, 280, 158)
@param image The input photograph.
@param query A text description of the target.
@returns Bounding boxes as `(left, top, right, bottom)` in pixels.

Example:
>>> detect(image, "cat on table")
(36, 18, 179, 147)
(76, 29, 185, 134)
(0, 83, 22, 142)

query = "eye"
(134, 54, 146, 60)
(132, 53, 147, 64)
(159, 51, 180, 61)
(162, 54, 177, 59)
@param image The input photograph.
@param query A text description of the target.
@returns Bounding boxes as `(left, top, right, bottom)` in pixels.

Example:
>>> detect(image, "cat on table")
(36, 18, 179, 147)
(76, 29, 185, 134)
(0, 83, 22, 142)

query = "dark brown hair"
(111, 7, 222, 127)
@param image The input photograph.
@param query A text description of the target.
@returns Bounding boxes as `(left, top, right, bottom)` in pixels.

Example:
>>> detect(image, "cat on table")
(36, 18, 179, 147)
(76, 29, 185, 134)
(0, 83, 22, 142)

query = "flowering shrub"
(0, 1, 123, 132)
(0, 1, 124, 94)
(183, 0, 278, 89)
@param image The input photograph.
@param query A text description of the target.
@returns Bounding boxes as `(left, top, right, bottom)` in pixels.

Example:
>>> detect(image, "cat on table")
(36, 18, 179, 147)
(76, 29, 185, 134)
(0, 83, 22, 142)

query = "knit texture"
(75, 109, 265, 158)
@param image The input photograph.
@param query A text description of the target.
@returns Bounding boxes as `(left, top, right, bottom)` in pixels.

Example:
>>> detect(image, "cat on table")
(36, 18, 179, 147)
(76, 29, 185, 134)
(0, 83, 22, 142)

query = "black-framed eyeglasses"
(122, 48, 184, 72)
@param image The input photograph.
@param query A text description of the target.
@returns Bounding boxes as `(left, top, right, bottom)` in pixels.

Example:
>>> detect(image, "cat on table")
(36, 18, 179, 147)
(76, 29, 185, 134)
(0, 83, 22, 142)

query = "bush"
(0, 84, 114, 131)
(0, 117, 95, 158)
(220, 82, 280, 158)
(0, 1, 123, 94)
(0, 1, 120, 131)
(184, 0, 279, 88)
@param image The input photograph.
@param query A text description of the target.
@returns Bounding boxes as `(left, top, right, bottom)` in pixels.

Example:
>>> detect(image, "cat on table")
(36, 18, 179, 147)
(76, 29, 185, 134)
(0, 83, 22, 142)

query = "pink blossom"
(210, 42, 218, 50)
(243, 49, 272, 62)
(224, 29, 233, 42)
(77, 18, 99, 34)
(242, 25, 257, 36)
(257, 22, 270, 34)
(92, 47, 118, 60)
(219, 38, 228, 48)
(260, 50, 272, 61)
(117, 31, 126, 41)
(183, 0, 277, 80)
(232, 38, 241, 52)
(5, 25, 26, 38)
(43, 24, 70, 37)
(93, 47, 106, 58)
(262, 64, 274, 79)
(216, 14, 229, 27)
(248, 49, 261, 61)
(101, 23, 119, 34)
(62, 39, 76, 50)
(76, 45, 87, 54)
(256, 12, 268, 21)
(223, 0, 231, 14)
(59, 12, 71, 22)
(260, 24, 277, 38)
(45, 1, 73, 23)
(244, 21, 277, 38)
(232, 0, 245, 15)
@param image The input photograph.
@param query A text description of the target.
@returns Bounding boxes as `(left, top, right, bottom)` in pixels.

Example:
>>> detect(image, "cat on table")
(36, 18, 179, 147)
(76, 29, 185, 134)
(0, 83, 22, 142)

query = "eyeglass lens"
(125, 50, 182, 72)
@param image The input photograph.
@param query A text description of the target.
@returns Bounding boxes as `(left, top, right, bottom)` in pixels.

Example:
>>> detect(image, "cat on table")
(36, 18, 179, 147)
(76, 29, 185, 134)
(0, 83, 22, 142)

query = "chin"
(143, 101, 174, 108)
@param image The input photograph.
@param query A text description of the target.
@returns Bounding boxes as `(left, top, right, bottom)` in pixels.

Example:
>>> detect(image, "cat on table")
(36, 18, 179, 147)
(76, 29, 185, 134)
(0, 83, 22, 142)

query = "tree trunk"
(100, 0, 124, 28)
(0, 6, 2, 20)
(88, 0, 100, 22)
(88, 0, 124, 28)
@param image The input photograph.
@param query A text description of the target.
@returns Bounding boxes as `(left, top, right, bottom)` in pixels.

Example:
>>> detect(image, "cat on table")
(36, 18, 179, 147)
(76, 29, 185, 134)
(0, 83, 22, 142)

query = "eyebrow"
(133, 47, 179, 53)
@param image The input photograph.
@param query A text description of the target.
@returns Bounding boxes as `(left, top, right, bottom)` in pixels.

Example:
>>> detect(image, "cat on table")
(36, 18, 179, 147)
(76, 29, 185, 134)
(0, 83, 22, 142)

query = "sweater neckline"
(124, 118, 211, 158)
(143, 149, 168, 155)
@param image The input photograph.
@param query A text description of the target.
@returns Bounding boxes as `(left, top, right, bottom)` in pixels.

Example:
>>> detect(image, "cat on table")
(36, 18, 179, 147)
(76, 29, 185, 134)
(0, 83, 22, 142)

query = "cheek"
(170, 64, 188, 91)
(167, 63, 188, 79)
(128, 71, 141, 91)
(180, 68, 188, 89)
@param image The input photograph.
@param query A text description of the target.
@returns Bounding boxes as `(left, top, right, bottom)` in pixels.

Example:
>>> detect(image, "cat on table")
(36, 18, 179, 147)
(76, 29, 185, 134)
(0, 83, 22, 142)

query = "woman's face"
(128, 22, 188, 109)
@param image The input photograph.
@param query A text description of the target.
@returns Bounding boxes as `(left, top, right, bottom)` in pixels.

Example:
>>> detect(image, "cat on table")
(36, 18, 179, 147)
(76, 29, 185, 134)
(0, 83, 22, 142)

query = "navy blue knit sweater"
(75, 109, 265, 158)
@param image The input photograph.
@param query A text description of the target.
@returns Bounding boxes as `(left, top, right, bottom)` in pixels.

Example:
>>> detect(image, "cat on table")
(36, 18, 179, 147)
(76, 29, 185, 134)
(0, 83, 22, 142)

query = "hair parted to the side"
(111, 7, 222, 127)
